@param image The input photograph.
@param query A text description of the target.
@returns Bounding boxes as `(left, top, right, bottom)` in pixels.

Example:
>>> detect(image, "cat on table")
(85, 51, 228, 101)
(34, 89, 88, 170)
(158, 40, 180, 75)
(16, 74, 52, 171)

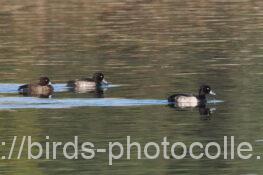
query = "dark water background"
(0, 0, 263, 174)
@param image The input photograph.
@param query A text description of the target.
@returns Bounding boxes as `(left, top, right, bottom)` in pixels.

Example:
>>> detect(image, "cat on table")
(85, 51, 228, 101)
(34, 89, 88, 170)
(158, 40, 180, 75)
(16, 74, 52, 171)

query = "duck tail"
(167, 94, 176, 103)
(66, 80, 76, 87)
(18, 84, 28, 93)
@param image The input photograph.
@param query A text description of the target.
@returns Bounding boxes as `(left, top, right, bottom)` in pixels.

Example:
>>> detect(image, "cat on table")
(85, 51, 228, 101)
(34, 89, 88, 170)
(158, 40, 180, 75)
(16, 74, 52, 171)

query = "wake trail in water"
(0, 97, 223, 109)
(0, 83, 120, 93)
(0, 97, 167, 109)
(0, 84, 223, 109)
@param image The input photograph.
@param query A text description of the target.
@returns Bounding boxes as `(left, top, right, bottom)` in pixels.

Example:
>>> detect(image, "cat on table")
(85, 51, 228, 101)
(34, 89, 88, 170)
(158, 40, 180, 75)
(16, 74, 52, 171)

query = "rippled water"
(0, 0, 263, 174)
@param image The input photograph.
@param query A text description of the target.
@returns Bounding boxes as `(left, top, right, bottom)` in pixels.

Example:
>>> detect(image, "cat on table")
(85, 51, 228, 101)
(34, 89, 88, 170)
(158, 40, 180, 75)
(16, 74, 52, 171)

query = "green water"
(0, 0, 263, 174)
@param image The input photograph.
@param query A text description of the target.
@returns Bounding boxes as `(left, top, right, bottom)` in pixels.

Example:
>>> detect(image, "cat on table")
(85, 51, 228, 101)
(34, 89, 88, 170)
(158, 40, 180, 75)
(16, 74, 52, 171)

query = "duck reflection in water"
(168, 103, 216, 120)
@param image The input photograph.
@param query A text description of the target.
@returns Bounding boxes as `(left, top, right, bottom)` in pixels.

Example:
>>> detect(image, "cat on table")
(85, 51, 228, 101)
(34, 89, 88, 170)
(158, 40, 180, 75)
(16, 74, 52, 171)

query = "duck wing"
(82, 78, 93, 81)
(67, 77, 94, 87)
(168, 93, 194, 102)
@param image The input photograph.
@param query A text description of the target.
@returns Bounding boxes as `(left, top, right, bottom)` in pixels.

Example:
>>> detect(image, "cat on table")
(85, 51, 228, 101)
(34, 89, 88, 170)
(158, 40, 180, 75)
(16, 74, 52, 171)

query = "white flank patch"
(75, 81, 96, 88)
(176, 96, 198, 107)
